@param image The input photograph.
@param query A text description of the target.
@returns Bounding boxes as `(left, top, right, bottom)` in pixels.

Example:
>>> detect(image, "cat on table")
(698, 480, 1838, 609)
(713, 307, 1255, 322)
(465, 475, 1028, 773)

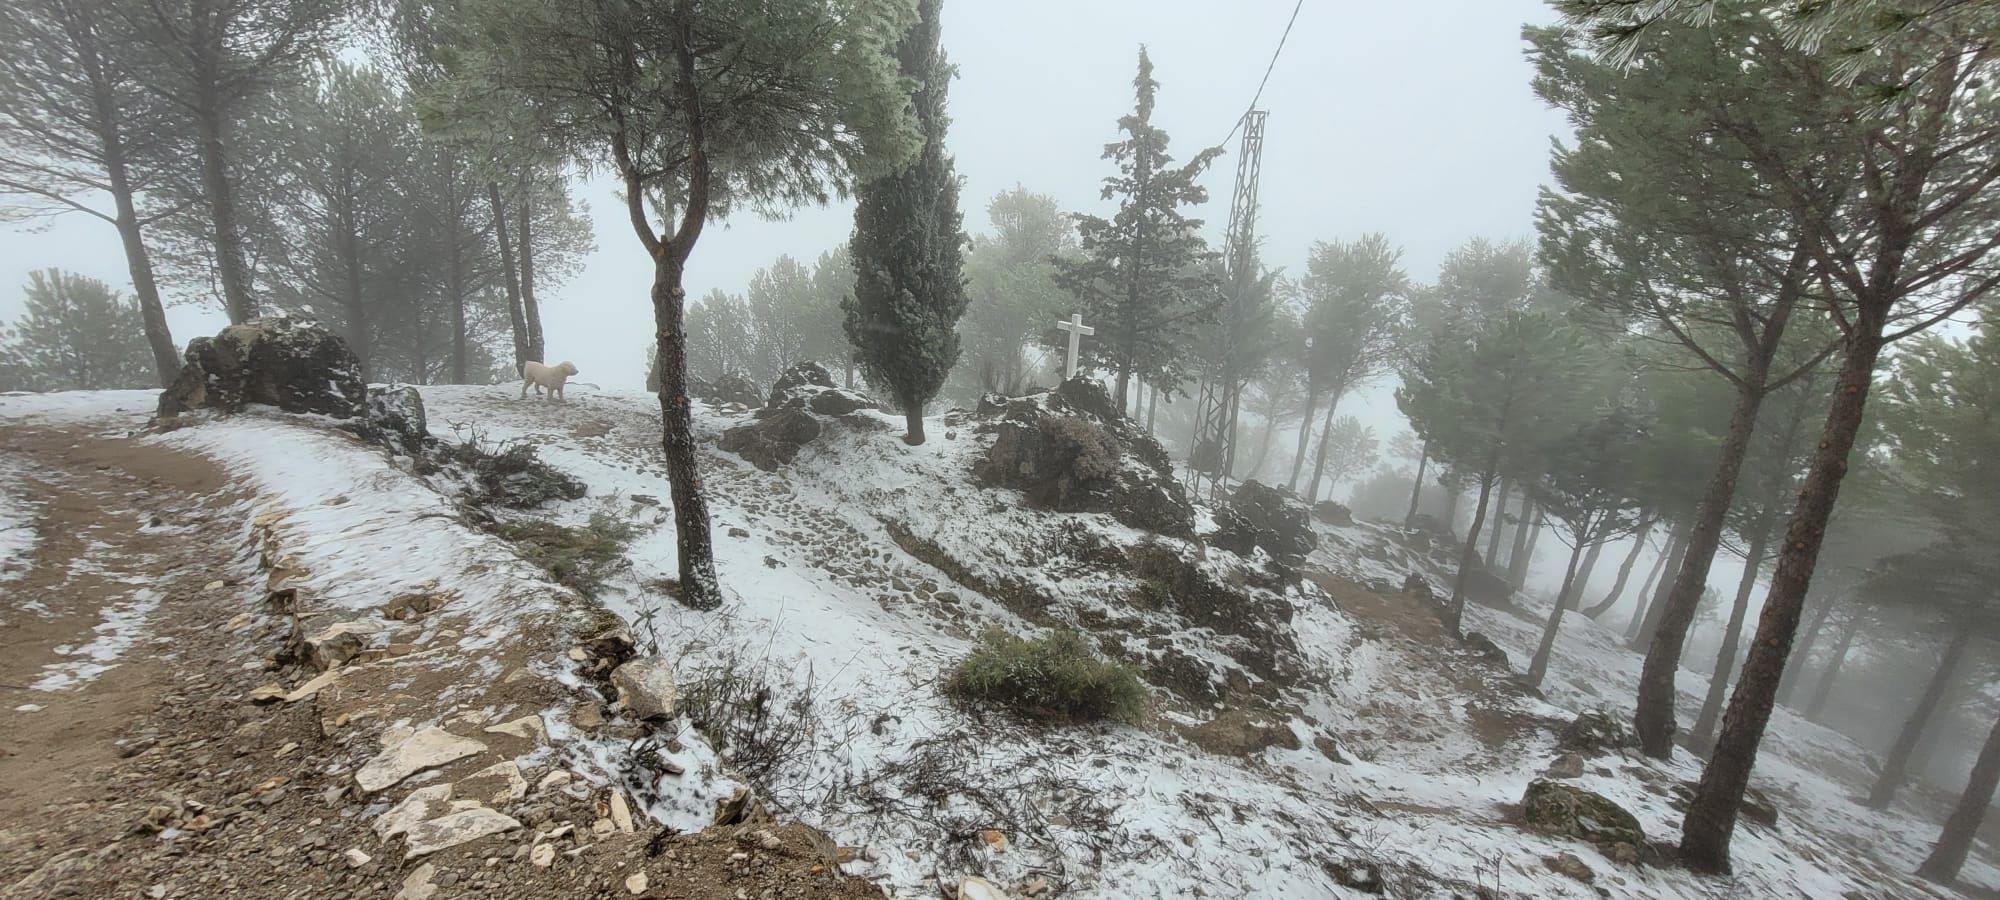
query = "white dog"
(520, 360, 579, 402)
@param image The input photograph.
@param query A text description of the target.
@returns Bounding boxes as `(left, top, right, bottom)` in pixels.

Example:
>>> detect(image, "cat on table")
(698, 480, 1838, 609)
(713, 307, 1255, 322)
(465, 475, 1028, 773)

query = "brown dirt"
(0, 418, 884, 899)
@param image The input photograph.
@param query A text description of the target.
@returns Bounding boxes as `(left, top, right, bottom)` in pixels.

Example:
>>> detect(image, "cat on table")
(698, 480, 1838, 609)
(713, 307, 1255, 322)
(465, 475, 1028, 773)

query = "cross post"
(1057, 313, 1094, 380)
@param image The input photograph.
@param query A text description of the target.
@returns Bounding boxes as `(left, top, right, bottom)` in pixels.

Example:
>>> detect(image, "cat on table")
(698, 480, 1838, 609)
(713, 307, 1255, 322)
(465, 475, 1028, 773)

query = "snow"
(0, 455, 36, 585)
(31, 588, 162, 691)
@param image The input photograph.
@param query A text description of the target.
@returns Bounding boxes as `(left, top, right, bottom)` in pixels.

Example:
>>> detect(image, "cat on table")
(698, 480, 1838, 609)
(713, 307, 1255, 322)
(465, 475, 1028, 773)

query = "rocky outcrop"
(719, 408, 822, 471)
(610, 657, 677, 720)
(363, 384, 430, 454)
(1226, 480, 1317, 562)
(1558, 710, 1634, 757)
(974, 377, 1195, 537)
(1521, 779, 1644, 858)
(157, 318, 366, 420)
(1183, 709, 1302, 757)
(1462, 568, 1516, 608)
(1129, 542, 1300, 687)
(1312, 500, 1354, 527)
(689, 372, 763, 407)
(767, 361, 837, 407)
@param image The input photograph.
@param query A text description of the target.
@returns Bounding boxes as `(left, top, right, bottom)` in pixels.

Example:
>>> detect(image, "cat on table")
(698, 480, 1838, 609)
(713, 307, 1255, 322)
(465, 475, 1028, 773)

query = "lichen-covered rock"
(1228, 480, 1317, 561)
(766, 361, 837, 407)
(1313, 500, 1354, 526)
(1559, 710, 1634, 756)
(974, 378, 1195, 537)
(1521, 779, 1644, 852)
(158, 318, 366, 420)
(1183, 708, 1302, 757)
(718, 407, 822, 471)
(363, 384, 429, 454)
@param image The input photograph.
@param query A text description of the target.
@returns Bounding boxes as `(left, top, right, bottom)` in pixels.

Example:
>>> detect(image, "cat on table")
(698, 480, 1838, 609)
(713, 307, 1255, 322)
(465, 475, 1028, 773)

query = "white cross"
(1057, 312, 1094, 380)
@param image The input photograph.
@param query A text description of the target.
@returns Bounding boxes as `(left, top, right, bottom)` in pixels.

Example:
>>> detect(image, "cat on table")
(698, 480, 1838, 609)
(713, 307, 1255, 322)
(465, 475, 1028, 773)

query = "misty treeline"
(0, 0, 597, 389)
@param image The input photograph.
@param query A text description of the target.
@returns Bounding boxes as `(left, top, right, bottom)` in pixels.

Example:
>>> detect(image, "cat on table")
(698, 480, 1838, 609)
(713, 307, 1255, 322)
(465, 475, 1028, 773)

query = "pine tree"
(845, 0, 966, 445)
(1053, 47, 1220, 410)
(1, 269, 158, 391)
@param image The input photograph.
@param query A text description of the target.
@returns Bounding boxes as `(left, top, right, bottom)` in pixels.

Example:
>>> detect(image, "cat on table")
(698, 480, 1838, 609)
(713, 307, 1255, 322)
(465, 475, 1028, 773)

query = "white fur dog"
(520, 360, 579, 402)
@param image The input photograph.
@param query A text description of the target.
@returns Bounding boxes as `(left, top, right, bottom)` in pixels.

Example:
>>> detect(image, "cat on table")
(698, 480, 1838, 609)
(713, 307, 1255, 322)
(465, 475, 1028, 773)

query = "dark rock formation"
(718, 407, 823, 471)
(1129, 542, 1300, 687)
(157, 318, 366, 420)
(766, 361, 837, 408)
(1558, 710, 1635, 757)
(1183, 708, 1301, 757)
(689, 372, 763, 407)
(1521, 779, 1644, 855)
(974, 376, 1195, 537)
(362, 384, 429, 454)
(1228, 480, 1317, 562)
(1312, 500, 1354, 527)
(1462, 568, 1516, 608)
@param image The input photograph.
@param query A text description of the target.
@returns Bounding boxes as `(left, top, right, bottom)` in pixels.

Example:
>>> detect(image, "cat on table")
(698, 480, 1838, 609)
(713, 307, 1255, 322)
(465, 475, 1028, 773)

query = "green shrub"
(945, 629, 1147, 725)
(492, 512, 635, 597)
(425, 427, 587, 510)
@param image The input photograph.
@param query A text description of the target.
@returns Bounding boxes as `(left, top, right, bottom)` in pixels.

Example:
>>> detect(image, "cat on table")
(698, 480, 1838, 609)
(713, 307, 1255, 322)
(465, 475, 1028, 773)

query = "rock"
(1543, 851, 1594, 883)
(609, 790, 636, 833)
(355, 727, 487, 794)
(1184, 709, 1302, 757)
(1406, 513, 1454, 539)
(344, 848, 372, 868)
(363, 384, 429, 453)
(978, 829, 1008, 851)
(248, 683, 286, 703)
(1327, 859, 1383, 894)
(571, 705, 606, 729)
(1228, 480, 1318, 561)
(1558, 710, 1634, 757)
(713, 786, 770, 826)
(807, 387, 875, 416)
(157, 317, 367, 421)
(1462, 568, 1516, 608)
(531, 843, 556, 867)
(1520, 779, 1644, 853)
(624, 872, 648, 894)
(483, 715, 545, 741)
(688, 372, 763, 407)
(610, 657, 677, 720)
(1312, 500, 1354, 527)
(1207, 508, 1264, 557)
(958, 875, 1008, 900)
(459, 761, 529, 805)
(403, 808, 521, 859)
(1544, 753, 1586, 780)
(1461, 631, 1509, 665)
(374, 785, 454, 842)
(718, 407, 822, 471)
(1313, 734, 1349, 764)
(973, 380, 1196, 537)
(394, 862, 438, 900)
(1741, 785, 1780, 829)
(975, 393, 1009, 416)
(536, 770, 573, 793)
(767, 361, 837, 406)
(302, 619, 384, 670)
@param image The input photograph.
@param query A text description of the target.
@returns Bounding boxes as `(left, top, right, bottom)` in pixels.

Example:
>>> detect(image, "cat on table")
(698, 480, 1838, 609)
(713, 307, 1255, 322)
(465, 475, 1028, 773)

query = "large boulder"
(1462, 568, 1516, 608)
(689, 372, 763, 407)
(1558, 710, 1634, 757)
(974, 377, 1195, 537)
(362, 384, 429, 454)
(1227, 480, 1317, 561)
(1521, 779, 1644, 855)
(718, 407, 822, 471)
(766, 361, 837, 408)
(1312, 500, 1354, 527)
(157, 318, 366, 420)
(1183, 708, 1301, 757)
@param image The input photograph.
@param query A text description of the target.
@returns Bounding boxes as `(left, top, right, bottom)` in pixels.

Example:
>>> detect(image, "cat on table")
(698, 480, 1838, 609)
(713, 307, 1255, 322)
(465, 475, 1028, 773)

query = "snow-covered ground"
(416, 384, 1990, 899)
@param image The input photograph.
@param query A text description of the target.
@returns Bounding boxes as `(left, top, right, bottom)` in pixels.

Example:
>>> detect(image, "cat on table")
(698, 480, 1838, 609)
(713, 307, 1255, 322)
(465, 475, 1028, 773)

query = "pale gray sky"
(0, 0, 1571, 393)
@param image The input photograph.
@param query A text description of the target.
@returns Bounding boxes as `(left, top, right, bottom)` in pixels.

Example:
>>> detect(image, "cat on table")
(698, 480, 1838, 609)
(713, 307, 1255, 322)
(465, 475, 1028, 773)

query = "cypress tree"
(845, 0, 966, 446)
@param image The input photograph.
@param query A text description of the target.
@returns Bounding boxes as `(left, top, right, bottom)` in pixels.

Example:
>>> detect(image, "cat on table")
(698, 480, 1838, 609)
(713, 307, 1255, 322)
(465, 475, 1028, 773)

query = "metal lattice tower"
(1190, 110, 1269, 498)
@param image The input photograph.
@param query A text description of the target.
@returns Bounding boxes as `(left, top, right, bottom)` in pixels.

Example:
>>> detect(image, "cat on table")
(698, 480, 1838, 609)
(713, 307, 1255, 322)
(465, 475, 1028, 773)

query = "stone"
(1544, 752, 1586, 780)
(1313, 734, 1349, 764)
(1461, 631, 1509, 666)
(1520, 779, 1644, 853)
(248, 683, 286, 703)
(302, 619, 384, 670)
(1327, 859, 1383, 894)
(958, 875, 1008, 900)
(157, 317, 367, 421)
(363, 384, 430, 453)
(1543, 851, 1594, 883)
(807, 387, 876, 416)
(610, 657, 677, 720)
(530, 843, 556, 867)
(403, 808, 522, 859)
(718, 407, 822, 471)
(483, 715, 545, 741)
(973, 383, 1195, 537)
(374, 785, 454, 842)
(536, 770, 574, 793)
(766, 361, 837, 407)
(1558, 710, 1634, 757)
(609, 790, 636, 833)
(978, 829, 1008, 851)
(394, 863, 438, 900)
(460, 761, 529, 805)
(1312, 500, 1354, 527)
(1462, 568, 1516, 608)
(625, 872, 648, 894)
(1228, 480, 1318, 561)
(1184, 709, 1302, 757)
(1207, 508, 1264, 557)
(344, 848, 372, 868)
(1741, 785, 1780, 829)
(689, 372, 764, 407)
(355, 727, 487, 794)
(713, 786, 769, 826)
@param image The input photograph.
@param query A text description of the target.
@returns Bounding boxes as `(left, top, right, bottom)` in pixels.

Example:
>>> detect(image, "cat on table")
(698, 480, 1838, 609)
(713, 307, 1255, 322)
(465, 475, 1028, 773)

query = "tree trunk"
(1635, 385, 1767, 758)
(1304, 384, 1347, 502)
(1289, 381, 1322, 492)
(651, 254, 721, 609)
(1405, 442, 1429, 525)
(488, 181, 529, 372)
(1917, 712, 2000, 884)
(1585, 518, 1653, 619)
(1446, 463, 1501, 634)
(1568, 537, 1606, 611)
(1690, 524, 1771, 753)
(1528, 535, 1590, 689)
(1515, 502, 1543, 588)
(1680, 324, 1887, 874)
(340, 228, 369, 377)
(1506, 493, 1534, 583)
(448, 226, 467, 384)
(1114, 367, 1131, 413)
(1865, 630, 1972, 809)
(519, 188, 544, 364)
(1485, 480, 1510, 568)
(1805, 609, 1861, 722)
(1221, 382, 1243, 479)
(1779, 595, 1835, 706)
(1628, 520, 1690, 644)
(903, 402, 926, 445)
(195, 101, 255, 324)
(1147, 379, 1160, 434)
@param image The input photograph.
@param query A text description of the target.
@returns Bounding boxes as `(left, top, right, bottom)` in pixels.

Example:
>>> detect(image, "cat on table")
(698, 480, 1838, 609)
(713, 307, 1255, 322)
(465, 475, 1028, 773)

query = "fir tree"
(1, 268, 159, 391)
(1053, 47, 1220, 410)
(845, 0, 966, 445)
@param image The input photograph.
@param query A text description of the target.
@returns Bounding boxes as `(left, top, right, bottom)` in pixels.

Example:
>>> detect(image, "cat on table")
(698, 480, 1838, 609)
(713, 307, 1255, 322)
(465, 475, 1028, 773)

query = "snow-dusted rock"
(363, 384, 429, 454)
(355, 727, 487, 794)
(1520, 779, 1644, 855)
(373, 784, 454, 841)
(402, 807, 521, 859)
(610, 656, 677, 720)
(157, 317, 366, 421)
(718, 408, 822, 471)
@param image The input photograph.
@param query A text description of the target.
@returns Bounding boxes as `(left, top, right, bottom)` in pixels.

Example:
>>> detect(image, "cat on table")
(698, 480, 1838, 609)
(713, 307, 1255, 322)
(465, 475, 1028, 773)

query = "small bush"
(945, 629, 1147, 725)
(492, 512, 635, 597)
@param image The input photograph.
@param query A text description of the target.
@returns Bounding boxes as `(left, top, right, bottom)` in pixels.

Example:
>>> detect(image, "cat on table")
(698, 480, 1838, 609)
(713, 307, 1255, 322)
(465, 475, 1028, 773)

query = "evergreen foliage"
(0, 269, 158, 391)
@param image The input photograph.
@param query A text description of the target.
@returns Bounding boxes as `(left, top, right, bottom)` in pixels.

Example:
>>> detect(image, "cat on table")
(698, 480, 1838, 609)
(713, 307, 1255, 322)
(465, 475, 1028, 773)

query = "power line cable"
(1216, 0, 1305, 150)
